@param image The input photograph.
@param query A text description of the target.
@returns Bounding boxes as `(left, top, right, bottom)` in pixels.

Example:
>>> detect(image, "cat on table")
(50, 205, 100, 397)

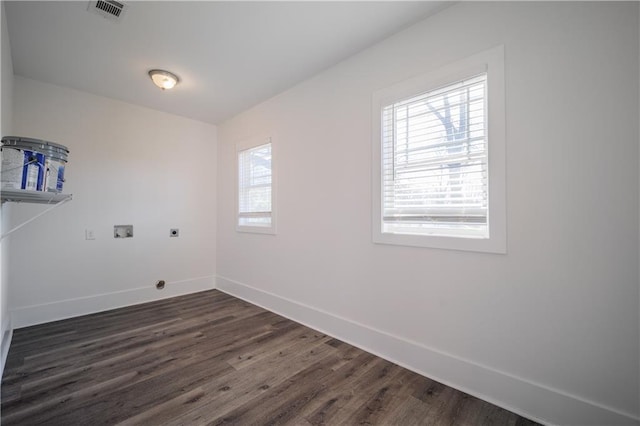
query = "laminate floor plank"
(206, 353, 341, 426)
(165, 338, 339, 426)
(286, 351, 383, 424)
(305, 357, 404, 425)
(339, 368, 417, 425)
(2, 289, 539, 425)
(227, 326, 328, 371)
(9, 291, 237, 345)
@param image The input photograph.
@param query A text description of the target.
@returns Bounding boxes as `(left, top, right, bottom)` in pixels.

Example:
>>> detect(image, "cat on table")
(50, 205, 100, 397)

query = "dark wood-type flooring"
(2, 290, 538, 425)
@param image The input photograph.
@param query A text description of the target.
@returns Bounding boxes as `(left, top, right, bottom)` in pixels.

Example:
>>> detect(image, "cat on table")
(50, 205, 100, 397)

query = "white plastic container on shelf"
(1, 136, 70, 192)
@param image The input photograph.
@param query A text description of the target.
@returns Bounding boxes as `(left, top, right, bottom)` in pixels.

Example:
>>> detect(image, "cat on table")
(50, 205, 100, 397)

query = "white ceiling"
(5, 1, 448, 125)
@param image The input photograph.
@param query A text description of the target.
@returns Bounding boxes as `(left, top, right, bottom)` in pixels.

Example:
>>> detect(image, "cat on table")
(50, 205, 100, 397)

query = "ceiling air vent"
(88, 0, 127, 21)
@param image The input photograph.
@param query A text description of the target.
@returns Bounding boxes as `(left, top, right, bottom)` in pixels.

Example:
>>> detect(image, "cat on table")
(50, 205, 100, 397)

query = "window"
(237, 138, 275, 233)
(372, 47, 505, 253)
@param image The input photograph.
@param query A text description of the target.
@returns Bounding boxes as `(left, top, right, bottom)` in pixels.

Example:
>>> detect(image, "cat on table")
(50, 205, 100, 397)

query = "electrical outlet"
(85, 229, 95, 240)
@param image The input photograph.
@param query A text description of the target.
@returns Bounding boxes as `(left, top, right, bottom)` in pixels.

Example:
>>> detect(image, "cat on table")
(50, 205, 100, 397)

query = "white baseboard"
(11, 275, 215, 329)
(216, 275, 640, 426)
(1, 316, 13, 376)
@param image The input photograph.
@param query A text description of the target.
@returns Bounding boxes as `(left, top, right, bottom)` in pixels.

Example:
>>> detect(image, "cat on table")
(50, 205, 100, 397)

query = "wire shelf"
(1, 189, 72, 204)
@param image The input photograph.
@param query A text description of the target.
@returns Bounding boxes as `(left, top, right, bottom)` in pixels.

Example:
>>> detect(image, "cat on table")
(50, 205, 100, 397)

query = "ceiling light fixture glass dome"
(148, 69, 179, 90)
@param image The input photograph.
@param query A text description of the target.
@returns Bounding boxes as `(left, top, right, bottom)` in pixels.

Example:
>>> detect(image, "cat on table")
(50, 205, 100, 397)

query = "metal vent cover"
(88, 0, 126, 21)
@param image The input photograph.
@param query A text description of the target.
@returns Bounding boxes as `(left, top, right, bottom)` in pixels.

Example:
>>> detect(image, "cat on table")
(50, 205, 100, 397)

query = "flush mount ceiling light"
(148, 69, 179, 90)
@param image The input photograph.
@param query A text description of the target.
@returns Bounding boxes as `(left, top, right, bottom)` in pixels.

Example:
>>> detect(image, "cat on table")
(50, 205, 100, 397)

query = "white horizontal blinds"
(238, 142, 272, 227)
(382, 73, 489, 238)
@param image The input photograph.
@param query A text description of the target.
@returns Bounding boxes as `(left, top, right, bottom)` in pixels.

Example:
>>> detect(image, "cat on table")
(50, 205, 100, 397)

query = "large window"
(237, 138, 275, 233)
(372, 47, 506, 253)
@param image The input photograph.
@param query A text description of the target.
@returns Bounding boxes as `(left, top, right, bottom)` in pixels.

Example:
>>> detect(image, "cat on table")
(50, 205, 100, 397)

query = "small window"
(372, 47, 505, 253)
(237, 138, 275, 234)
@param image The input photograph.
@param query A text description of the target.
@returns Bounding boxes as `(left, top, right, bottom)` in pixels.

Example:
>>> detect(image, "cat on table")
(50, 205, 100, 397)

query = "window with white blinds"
(382, 74, 488, 238)
(237, 140, 273, 232)
(372, 46, 506, 253)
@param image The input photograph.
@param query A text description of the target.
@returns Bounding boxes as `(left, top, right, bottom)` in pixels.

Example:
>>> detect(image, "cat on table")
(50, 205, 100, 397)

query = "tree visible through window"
(381, 73, 488, 238)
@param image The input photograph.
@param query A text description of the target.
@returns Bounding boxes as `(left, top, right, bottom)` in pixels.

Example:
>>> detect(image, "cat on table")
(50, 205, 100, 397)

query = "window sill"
(373, 232, 505, 254)
(236, 225, 276, 235)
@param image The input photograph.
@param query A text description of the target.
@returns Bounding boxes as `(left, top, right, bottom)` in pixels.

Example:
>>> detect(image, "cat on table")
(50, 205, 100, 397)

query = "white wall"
(217, 2, 639, 425)
(1, 1, 14, 373)
(9, 76, 217, 327)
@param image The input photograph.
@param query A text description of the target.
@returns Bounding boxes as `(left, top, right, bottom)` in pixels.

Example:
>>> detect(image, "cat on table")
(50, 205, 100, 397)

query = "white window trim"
(236, 136, 276, 235)
(372, 46, 506, 253)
